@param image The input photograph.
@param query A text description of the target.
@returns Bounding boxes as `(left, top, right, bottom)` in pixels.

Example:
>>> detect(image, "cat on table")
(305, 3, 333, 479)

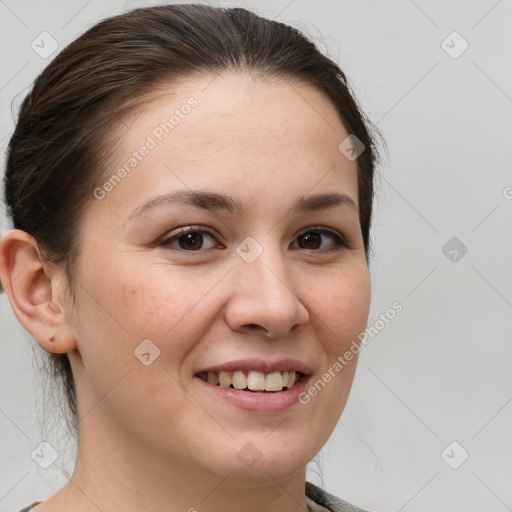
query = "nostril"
(243, 324, 271, 335)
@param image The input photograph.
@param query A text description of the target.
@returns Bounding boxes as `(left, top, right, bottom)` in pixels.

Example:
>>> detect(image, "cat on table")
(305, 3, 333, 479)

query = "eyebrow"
(126, 190, 358, 221)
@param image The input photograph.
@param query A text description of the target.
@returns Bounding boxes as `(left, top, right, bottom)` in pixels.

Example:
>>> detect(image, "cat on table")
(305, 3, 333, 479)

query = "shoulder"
(17, 501, 42, 512)
(305, 481, 374, 512)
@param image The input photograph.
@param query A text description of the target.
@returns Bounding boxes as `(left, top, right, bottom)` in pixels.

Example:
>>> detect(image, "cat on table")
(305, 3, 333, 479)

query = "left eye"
(159, 226, 349, 253)
(292, 228, 349, 252)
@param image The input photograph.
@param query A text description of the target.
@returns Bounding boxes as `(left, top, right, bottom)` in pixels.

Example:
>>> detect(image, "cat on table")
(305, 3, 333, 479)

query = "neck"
(46, 417, 310, 512)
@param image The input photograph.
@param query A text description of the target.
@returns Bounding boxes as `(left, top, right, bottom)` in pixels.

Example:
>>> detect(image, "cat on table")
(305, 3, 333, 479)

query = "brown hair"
(2, 4, 383, 437)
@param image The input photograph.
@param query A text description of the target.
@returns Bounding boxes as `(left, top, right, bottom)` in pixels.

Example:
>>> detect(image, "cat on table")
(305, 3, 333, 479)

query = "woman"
(0, 4, 382, 511)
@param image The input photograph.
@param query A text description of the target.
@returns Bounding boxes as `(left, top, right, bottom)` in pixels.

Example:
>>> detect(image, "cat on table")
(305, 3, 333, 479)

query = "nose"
(223, 240, 310, 338)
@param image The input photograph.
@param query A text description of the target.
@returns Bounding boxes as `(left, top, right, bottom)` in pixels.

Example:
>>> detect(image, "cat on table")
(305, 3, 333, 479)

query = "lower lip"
(195, 374, 311, 413)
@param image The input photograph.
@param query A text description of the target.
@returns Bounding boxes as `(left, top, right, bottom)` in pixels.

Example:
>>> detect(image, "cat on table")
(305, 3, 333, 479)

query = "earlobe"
(0, 229, 77, 354)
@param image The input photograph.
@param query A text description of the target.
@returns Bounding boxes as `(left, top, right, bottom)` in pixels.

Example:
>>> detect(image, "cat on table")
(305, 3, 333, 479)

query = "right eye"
(159, 226, 220, 252)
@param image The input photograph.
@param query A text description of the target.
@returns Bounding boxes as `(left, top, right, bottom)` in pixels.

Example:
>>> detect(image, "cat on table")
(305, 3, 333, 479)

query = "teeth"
(199, 370, 300, 392)
(247, 370, 265, 391)
(232, 371, 247, 390)
(207, 372, 219, 385)
(219, 371, 231, 388)
(265, 371, 283, 391)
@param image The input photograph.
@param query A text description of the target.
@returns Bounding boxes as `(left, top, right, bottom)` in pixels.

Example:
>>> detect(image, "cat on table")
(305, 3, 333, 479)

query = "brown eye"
(294, 228, 349, 252)
(297, 231, 322, 249)
(160, 227, 218, 251)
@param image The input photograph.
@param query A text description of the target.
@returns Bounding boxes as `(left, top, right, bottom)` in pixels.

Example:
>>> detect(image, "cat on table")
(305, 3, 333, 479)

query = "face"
(66, 72, 371, 485)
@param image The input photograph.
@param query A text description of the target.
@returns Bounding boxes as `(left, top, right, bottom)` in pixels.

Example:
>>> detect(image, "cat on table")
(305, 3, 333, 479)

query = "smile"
(196, 370, 301, 392)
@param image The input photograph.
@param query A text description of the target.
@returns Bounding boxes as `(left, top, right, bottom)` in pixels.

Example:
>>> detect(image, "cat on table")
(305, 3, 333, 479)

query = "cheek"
(97, 264, 229, 371)
(115, 267, 217, 333)
(291, 266, 370, 454)
(311, 264, 371, 354)
(69, 262, 207, 418)
(79, 252, 191, 335)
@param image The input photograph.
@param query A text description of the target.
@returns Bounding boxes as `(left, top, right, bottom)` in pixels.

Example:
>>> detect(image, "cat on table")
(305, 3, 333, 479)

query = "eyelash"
(158, 225, 350, 253)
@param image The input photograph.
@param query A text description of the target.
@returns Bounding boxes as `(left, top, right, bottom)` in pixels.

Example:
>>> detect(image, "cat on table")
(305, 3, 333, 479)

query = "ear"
(0, 229, 77, 354)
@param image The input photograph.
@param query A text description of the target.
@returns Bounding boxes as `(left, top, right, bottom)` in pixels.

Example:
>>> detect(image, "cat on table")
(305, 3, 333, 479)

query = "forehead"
(89, 72, 359, 223)
(119, 71, 351, 158)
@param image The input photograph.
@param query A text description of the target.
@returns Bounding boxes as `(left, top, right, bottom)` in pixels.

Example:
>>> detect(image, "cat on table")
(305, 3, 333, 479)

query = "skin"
(0, 71, 371, 512)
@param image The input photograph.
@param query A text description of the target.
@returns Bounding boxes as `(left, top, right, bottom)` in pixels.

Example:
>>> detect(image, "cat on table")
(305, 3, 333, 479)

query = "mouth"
(193, 359, 312, 412)
(196, 370, 304, 393)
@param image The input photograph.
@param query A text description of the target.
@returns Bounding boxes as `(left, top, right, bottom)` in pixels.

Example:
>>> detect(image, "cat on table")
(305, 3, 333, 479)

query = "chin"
(209, 432, 319, 484)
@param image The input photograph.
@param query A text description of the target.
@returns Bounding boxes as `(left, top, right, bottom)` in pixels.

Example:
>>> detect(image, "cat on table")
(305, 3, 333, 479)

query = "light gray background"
(1, 1, 511, 511)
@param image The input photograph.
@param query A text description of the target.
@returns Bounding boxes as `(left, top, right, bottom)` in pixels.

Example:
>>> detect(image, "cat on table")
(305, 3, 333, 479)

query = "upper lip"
(197, 359, 312, 375)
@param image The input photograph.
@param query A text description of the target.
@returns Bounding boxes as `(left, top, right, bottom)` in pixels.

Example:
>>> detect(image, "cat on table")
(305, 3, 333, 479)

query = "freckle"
(120, 285, 138, 298)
